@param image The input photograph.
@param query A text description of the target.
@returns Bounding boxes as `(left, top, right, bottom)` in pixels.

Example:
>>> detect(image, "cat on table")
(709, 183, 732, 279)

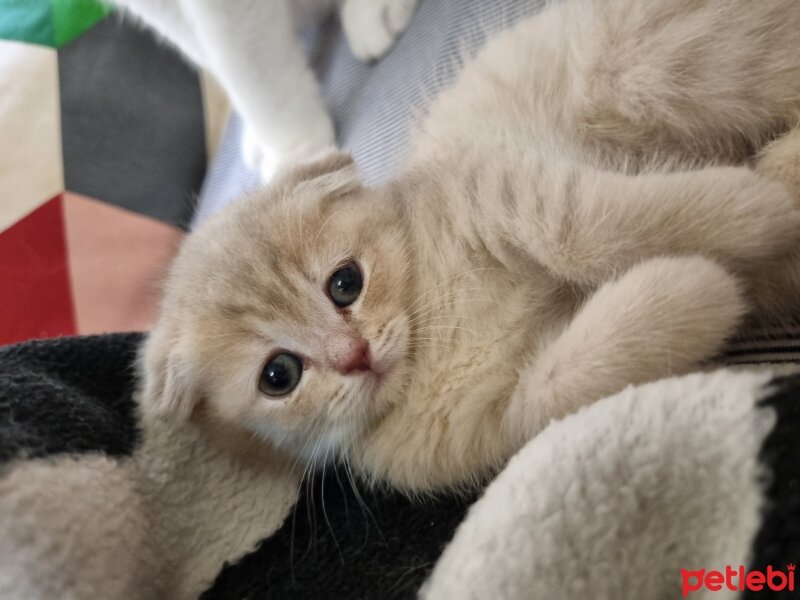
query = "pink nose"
(338, 339, 371, 375)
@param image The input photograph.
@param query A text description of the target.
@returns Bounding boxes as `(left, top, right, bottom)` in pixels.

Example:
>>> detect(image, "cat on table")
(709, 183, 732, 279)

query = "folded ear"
(282, 150, 362, 199)
(138, 325, 198, 423)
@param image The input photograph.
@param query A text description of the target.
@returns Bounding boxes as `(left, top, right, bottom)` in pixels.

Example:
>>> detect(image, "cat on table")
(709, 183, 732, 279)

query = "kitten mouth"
(357, 366, 387, 384)
(359, 360, 393, 384)
(369, 355, 395, 377)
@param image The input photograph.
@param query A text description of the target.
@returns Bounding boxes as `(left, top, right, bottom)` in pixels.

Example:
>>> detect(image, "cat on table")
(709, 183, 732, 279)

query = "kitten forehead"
(162, 180, 406, 349)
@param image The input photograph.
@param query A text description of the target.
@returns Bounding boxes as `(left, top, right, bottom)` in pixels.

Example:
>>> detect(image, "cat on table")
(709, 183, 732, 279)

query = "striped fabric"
(724, 322, 800, 366)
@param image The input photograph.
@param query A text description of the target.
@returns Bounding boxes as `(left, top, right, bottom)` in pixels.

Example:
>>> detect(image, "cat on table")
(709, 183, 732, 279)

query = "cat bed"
(1, 333, 800, 599)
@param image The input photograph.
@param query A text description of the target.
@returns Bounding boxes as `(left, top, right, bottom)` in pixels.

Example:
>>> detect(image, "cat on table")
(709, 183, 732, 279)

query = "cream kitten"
(113, 0, 419, 178)
(141, 0, 800, 492)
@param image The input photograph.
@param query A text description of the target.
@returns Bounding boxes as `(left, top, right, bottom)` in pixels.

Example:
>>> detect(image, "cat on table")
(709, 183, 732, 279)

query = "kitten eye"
(259, 352, 303, 397)
(328, 261, 363, 308)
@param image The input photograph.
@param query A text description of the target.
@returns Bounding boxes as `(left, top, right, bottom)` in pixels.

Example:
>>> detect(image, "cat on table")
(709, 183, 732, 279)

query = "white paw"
(242, 127, 279, 181)
(241, 120, 336, 182)
(340, 0, 418, 61)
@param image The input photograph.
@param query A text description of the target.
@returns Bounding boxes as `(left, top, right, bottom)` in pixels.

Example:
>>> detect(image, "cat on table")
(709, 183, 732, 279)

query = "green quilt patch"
(0, 0, 112, 48)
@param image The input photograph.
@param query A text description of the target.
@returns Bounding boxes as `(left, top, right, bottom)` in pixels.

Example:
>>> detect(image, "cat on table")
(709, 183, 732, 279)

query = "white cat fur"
(113, 0, 419, 178)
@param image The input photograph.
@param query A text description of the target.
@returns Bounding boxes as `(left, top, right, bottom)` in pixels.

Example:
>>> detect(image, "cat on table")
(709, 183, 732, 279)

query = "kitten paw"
(241, 120, 336, 182)
(340, 0, 418, 61)
(751, 128, 800, 317)
(756, 128, 800, 206)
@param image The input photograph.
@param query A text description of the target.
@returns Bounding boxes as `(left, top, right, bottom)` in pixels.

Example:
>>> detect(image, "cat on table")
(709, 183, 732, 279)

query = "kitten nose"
(338, 339, 371, 375)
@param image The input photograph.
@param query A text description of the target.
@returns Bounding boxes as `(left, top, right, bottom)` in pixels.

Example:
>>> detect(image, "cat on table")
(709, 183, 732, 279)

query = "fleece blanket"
(424, 367, 800, 600)
(1, 331, 800, 599)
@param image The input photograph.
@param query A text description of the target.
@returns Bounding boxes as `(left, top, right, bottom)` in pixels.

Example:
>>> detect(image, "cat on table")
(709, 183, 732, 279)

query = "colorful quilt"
(0, 0, 228, 346)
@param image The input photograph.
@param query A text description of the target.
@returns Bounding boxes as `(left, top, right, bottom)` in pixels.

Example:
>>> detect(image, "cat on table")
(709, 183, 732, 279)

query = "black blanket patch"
(0, 333, 142, 464)
(745, 373, 800, 599)
(201, 466, 476, 600)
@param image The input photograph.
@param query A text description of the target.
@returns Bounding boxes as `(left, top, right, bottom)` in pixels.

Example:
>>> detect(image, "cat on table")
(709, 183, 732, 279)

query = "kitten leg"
(749, 128, 800, 319)
(339, 0, 418, 61)
(481, 157, 800, 287)
(568, 0, 800, 162)
(504, 255, 746, 443)
(756, 128, 800, 194)
(182, 0, 335, 179)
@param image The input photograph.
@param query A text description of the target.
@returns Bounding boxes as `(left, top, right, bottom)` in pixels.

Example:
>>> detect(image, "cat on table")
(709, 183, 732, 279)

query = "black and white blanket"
(0, 334, 473, 599)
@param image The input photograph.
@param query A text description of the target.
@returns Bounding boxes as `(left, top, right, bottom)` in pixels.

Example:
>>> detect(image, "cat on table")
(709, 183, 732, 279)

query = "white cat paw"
(340, 0, 418, 61)
(241, 121, 336, 182)
(242, 127, 279, 181)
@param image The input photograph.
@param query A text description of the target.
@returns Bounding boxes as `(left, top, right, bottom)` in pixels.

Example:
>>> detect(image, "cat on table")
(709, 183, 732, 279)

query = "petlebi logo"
(682, 564, 796, 596)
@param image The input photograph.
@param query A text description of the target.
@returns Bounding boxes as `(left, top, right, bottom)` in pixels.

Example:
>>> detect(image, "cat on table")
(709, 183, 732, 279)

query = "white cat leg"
(183, 0, 335, 180)
(504, 256, 746, 443)
(339, 0, 418, 60)
(114, 0, 205, 65)
(241, 126, 277, 180)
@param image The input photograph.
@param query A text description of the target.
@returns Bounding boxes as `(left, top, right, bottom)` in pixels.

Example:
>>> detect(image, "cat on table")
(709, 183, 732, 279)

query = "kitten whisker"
(304, 433, 326, 560)
(290, 419, 326, 581)
(406, 297, 495, 325)
(408, 298, 494, 325)
(319, 443, 345, 565)
(286, 422, 322, 481)
(343, 454, 385, 545)
(406, 287, 494, 319)
(405, 267, 503, 313)
(407, 338, 458, 352)
(411, 314, 483, 323)
(406, 296, 495, 326)
(415, 325, 479, 337)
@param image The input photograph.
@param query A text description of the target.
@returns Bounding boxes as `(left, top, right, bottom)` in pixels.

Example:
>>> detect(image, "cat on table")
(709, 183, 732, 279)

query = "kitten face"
(144, 154, 414, 461)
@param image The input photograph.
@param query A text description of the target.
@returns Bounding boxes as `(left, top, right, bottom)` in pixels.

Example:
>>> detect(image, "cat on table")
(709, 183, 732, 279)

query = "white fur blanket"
(425, 367, 800, 599)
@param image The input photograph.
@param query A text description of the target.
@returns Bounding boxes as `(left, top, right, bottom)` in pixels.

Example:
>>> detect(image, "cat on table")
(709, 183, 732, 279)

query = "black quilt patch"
(201, 466, 476, 600)
(58, 17, 206, 230)
(0, 333, 142, 464)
